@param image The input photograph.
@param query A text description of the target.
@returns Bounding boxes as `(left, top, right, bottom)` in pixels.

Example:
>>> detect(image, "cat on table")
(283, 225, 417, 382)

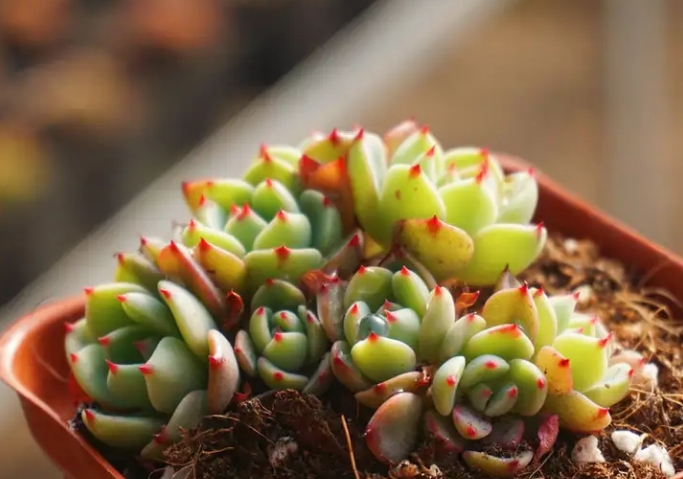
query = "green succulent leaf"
(548, 293, 579, 334)
(244, 247, 323, 288)
(438, 177, 498, 235)
(98, 326, 150, 364)
(252, 211, 312, 250)
(534, 346, 573, 395)
(330, 340, 373, 392)
(193, 240, 247, 294)
(300, 308, 330, 364)
(251, 178, 300, 221)
(391, 267, 430, 318)
(343, 267, 394, 312)
(207, 330, 240, 414)
(462, 324, 535, 362)
(467, 383, 494, 413)
(114, 253, 165, 292)
(484, 382, 519, 417)
(234, 330, 257, 377)
(418, 286, 456, 363)
(192, 179, 254, 213)
(257, 356, 309, 390)
(460, 355, 510, 389)
(317, 279, 347, 343)
(262, 331, 308, 372)
(343, 301, 372, 346)
(455, 223, 547, 286)
(85, 283, 146, 338)
(365, 392, 424, 464)
(497, 170, 538, 225)
(70, 344, 131, 409)
(182, 220, 247, 258)
(106, 362, 153, 411)
(351, 334, 417, 383)
(583, 363, 633, 408)
(439, 314, 487, 362)
(64, 318, 95, 361)
(355, 371, 424, 409)
(248, 307, 273, 353)
(462, 450, 533, 478)
(119, 292, 180, 338)
(193, 196, 227, 230)
(224, 204, 268, 251)
(531, 288, 558, 351)
(298, 189, 344, 256)
(508, 359, 547, 416)
(481, 285, 538, 343)
(81, 408, 164, 450)
(385, 308, 421, 350)
(432, 356, 466, 416)
(251, 279, 306, 312)
(542, 390, 611, 433)
(452, 405, 492, 440)
(552, 332, 609, 392)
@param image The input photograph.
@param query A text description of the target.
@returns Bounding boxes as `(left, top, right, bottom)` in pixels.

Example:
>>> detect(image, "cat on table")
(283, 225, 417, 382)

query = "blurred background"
(0, 0, 681, 477)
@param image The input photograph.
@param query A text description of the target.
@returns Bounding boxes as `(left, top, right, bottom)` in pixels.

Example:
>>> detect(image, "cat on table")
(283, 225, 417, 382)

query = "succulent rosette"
(297, 121, 547, 286)
(332, 268, 638, 477)
(232, 278, 333, 394)
(65, 275, 240, 460)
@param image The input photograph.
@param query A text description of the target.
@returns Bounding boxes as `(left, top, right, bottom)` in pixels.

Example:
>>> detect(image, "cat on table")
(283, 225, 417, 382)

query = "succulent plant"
(328, 267, 636, 476)
(65, 276, 241, 459)
(232, 278, 333, 394)
(297, 121, 547, 286)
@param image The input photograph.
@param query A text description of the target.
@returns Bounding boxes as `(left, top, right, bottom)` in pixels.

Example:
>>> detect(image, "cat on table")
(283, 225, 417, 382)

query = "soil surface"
(72, 233, 683, 479)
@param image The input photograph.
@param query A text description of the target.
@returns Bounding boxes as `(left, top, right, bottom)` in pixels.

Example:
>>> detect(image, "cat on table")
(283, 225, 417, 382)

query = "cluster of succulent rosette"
(65, 120, 638, 477)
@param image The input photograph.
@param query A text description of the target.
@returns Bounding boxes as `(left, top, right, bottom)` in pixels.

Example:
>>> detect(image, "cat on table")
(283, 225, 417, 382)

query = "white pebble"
(611, 430, 644, 454)
(572, 436, 605, 463)
(634, 444, 675, 477)
(564, 238, 580, 254)
(269, 436, 299, 468)
(572, 285, 594, 305)
(638, 363, 659, 390)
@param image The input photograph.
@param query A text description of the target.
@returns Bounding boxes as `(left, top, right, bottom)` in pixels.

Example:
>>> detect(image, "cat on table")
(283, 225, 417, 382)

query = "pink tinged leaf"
(583, 363, 633, 407)
(484, 382, 519, 417)
(257, 356, 308, 390)
(157, 280, 218, 359)
(330, 340, 373, 392)
(548, 293, 579, 333)
(534, 414, 559, 464)
(317, 276, 347, 342)
(383, 119, 420, 159)
(552, 332, 609, 392)
(531, 287, 558, 351)
(355, 371, 424, 409)
(321, 230, 364, 278)
(418, 286, 456, 363)
(350, 334, 417, 383)
(496, 169, 539, 225)
(461, 324, 535, 362)
(424, 409, 468, 455)
(454, 223, 548, 287)
(207, 330, 240, 414)
(452, 405, 492, 440)
(534, 346, 573, 395)
(301, 308, 330, 365)
(609, 349, 647, 376)
(508, 359, 548, 416)
(431, 356, 466, 415)
(542, 390, 611, 433)
(391, 267, 430, 317)
(365, 392, 424, 464)
(439, 314, 486, 363)
(462, 450, 534, 478)
(157, 243, 228, 320)
(234, 330, 257, 376)
(343, 266, 394, 312)
(392, 216, 474, 282)
(481, 417, 525, 451)
(466, 383, 494, 413)
(460, 354, 510, 389)
(81, 408, 165, 450)
(481, 284, 539, 344)
(495, 267, 521, 292)
(302, 352, 334, 396)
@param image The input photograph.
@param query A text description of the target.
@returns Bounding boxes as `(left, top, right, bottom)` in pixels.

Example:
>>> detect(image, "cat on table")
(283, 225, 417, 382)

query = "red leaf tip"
(518, 282, 530, 295)
(275, 210, 287, 222)
(69, 353, 78, 364)
(385, 311, 397, 323)
(558, 358, 571, 368)
(97, 336, 111, 347)
(139, 364, 153, 375)
(408, 163, 422, 178)
(198, 238, 212, 252)
(426, 145, 436, 157)
(328, 128, 340, 145)
(350, 303, 359, 315)
(426, 215, 442, 235)
(159, 288, 171, 299)
(274, 245, 291, 260)
(446, 375, 457, 386)
(348, 233, 361, 248)
(273, 371, 284, 381)
(83, 287, 94, 296)
(209, 355, 224, 369)
(399, 266, 411, 277)
(84, 409, 96, 422)
(354, 128, 364, 141)
(419, 125, 430, 135)
(367, 332, 379, 342)
(598, 333, 614, 349)
(105, 360, 118, 374)
(64, 322, 76, 333)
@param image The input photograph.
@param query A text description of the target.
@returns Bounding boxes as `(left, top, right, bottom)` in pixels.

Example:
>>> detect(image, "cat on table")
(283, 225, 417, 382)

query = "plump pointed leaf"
(347, 136, 384, 239)
(321, 231, 365, 278)
(143, 337, 207, 414)
(355, 371, 424, 409)
(317, 278, 346, 342)
(244, 247, 323, 288)
(70, 344, 129, 408)
(300, 308, 329, 364)
(351, 335, 416, 383)
(194, 196, 227, 230)
(224, 203, 267, 251)
(106, 362, 153, 410)
(187, 179, 254, 213)
(365, 392, 424, 464)
(114, 252, 165, 292)
(552, 332, 609, 392)
(394, 216, 473, 281)
(262, 331, 308, 372)
(391, 267, 430, 317)
(251, 178, 300, 220)
(251, 279, 306, 312)
(462, 450, 533, 478)
(81, 408, 164, 450)
(497, 170, 539, 224)
(432, 356, 466, 416)
(248, 306, 272, 353)
(85, 283, 145, 338)
(481, 284, 538, 343)
(65, 318, 95, 360)
(243, 151, 299, 193)
(298, 189, 344, 257)
(257, 356, 308, 390)
(181, 220, 247, 258)
(119, 292, 180, 338)
(548, 293, 579, 334)
(439, 177, 498, 235)
(207, 330, 240, 414)
(534, 346, 573, 395)
(139, 236, 166, 264)
(158, 280, 218, 358)
(343, 266, 394, 312)
(532, 288, 558, 350)
(452, 405, 492, 440)
(418, 286, 456, 363)
(343, 301, 371, 346)
(439, 314, 486, 362)
(509, 359, 548, 416)
(98, 326, 150, 364)
(467, 383, 494, 413)
(253, 211, 312, 250)
(542, 390, 611, 433)
(484, 382, 519, 417)
(583, 363, 633, 407)
(456, 223, 547, 286)
(330, 340, 373, 392)
(460, 355, 510, 389)
(462, 324, 535, 362)
(385, 308, 421, 350)
(193, 239, 247, 294)
(383, 119, 420, 158)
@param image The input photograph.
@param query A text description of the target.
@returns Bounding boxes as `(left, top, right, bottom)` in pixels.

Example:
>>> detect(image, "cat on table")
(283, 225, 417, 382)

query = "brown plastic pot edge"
(2, 155, 683, 479)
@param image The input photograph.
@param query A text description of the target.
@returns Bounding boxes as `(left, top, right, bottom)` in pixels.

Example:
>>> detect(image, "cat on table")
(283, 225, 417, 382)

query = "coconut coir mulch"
(74, 233, 683, 479)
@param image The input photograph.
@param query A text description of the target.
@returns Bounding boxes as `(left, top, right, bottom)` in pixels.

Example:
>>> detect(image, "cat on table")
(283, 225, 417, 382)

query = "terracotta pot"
(2, 155, 683, 479)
